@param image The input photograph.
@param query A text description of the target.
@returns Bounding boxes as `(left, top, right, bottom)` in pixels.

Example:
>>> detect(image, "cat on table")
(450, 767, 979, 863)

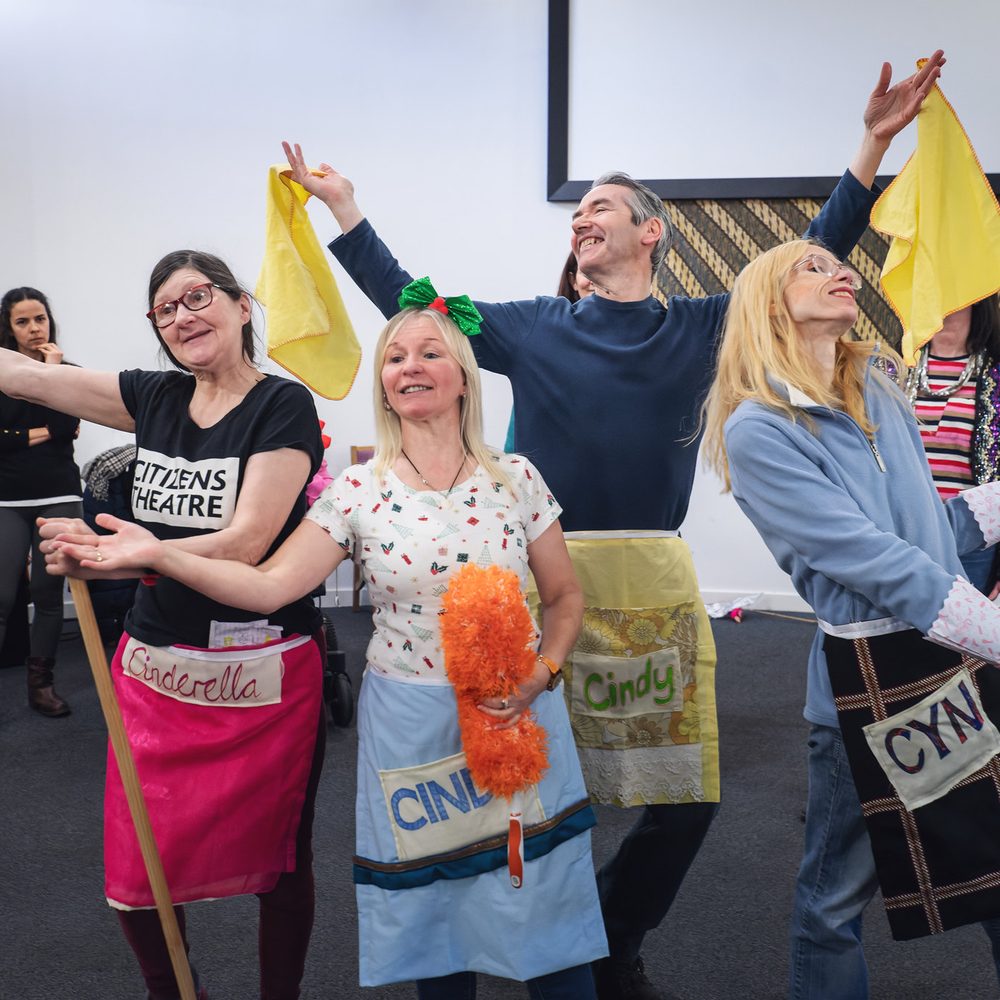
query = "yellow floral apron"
(541, 531, 719, 807)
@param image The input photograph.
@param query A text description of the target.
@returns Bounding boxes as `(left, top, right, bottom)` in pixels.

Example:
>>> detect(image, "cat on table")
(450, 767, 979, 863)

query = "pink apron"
(103, 632, 322, 909)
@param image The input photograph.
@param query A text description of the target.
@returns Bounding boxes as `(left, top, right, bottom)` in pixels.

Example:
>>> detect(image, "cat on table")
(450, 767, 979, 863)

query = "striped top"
(913, 354, 978, 499)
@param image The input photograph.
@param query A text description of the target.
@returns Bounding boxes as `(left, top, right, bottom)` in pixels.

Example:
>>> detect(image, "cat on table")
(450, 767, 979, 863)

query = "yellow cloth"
(870, 73, 1000, 365)
(257, 166, 361, 399)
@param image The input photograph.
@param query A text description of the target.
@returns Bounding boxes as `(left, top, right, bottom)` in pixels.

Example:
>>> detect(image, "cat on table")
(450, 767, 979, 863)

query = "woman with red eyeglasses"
(1, 251, 326, 1000)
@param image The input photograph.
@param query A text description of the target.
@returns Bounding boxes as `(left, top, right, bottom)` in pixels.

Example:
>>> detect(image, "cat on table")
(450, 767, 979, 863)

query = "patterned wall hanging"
(654, 196, 901, 349)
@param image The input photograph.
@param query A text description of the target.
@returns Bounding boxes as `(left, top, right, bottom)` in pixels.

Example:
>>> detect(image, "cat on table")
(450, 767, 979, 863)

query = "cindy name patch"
(863, 668, 1000, 811)
(570, 648, 682, 719)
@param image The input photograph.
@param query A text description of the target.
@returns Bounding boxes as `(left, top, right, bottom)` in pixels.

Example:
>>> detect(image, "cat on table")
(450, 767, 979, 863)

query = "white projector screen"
(549, 0, 999, 199)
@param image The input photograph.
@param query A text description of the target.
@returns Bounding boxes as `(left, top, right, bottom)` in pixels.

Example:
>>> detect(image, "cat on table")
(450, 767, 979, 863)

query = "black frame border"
(547, 0, 1000, 202)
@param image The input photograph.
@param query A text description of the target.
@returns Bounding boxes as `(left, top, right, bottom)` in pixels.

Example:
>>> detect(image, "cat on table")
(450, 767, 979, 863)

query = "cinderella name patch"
(119, 635, 302, 707)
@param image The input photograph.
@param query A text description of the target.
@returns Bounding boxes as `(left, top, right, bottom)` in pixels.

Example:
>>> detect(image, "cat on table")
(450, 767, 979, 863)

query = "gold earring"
(383, 394, 392, 411)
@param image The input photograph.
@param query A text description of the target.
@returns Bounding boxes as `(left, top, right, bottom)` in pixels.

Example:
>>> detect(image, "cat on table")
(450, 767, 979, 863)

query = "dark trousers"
(415, 962, 596, 999)
(117, 707, 327, 1000)
(0, 501, 81, 658)
(597, 800, 719, 961)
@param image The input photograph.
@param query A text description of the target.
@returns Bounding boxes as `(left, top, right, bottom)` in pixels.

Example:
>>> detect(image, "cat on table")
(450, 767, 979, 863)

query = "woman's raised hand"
(36, 343, 64, 365)
(849, 49, 946, 188)
(282, 141, 364, 233)
(863, 49, 945, 145)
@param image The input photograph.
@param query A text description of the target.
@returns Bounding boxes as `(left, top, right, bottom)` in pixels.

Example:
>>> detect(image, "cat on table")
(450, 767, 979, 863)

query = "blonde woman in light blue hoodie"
(703, 237, 1000, 1000)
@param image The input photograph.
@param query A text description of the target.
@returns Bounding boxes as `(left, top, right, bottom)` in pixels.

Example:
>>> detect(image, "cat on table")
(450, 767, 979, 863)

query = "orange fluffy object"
(440, 564, 549, 800)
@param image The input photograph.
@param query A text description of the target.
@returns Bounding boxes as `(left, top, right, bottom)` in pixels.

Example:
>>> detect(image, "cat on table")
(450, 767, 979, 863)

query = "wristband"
(538, 653, 563, 691)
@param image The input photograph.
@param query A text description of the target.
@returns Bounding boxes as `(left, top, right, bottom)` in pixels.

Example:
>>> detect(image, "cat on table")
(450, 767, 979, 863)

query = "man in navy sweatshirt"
(285, 50, 943, 1000)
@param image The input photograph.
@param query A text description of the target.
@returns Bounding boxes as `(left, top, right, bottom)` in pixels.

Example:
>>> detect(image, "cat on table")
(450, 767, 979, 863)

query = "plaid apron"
(825, 624, 1000, 939)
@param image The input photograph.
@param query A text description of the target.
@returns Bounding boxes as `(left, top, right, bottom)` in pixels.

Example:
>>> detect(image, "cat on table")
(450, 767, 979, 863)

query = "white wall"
(569, 0, 999, 180)
(3, 1, 995, 610)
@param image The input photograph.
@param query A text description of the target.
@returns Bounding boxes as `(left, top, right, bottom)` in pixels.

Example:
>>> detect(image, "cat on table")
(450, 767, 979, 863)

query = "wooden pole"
(69, 577, 197, 1000)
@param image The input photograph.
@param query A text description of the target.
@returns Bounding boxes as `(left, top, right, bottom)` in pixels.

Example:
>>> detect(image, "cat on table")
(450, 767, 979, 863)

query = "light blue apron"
(353, 668, 608, 986)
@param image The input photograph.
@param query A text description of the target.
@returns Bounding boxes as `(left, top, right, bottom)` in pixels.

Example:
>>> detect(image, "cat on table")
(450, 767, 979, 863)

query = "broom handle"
(69, 577, 197, 1000)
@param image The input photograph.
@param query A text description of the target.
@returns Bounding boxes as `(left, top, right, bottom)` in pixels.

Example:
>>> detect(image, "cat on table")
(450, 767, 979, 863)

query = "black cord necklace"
(401, 449, 467, 498)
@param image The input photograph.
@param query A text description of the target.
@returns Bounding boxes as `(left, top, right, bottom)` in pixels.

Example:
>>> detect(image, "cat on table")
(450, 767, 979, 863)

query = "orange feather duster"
(440, 564, 549, 800)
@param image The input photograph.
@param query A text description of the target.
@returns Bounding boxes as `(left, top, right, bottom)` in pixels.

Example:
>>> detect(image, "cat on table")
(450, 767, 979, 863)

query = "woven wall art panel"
(654, 197, 901, 348)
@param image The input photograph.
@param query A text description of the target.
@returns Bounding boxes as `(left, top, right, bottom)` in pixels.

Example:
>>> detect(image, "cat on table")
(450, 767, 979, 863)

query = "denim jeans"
(790, 725, 1000, 999)
(789, 724, 878, 999)
(960, 543, 997, 594)
(415, 962, 595, 1000)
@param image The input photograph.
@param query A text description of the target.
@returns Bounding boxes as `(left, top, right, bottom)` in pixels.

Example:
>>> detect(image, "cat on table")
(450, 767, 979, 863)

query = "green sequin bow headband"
(397, 277, 483, 337)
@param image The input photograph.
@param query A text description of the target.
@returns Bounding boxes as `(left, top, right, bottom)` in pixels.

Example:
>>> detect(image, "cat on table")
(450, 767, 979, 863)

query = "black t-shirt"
(119, 369, 323, 647)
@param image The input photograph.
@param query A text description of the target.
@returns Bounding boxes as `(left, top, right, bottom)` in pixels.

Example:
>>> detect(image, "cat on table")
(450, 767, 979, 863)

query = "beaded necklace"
(904, 348, 983, 404)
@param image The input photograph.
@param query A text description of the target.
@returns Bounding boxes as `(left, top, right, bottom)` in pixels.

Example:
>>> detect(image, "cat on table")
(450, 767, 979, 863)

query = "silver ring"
(500, 698, 509, 710)
(94, 552, 103, 563)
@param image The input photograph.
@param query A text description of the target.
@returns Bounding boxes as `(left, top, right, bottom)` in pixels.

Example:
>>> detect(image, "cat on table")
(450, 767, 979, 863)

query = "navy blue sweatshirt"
(329, 170, 877, 532)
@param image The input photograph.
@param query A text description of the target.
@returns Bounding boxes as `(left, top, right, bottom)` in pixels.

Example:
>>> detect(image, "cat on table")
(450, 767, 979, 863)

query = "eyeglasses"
(789, 254, 863, 290)
(146, 283, 221, 328)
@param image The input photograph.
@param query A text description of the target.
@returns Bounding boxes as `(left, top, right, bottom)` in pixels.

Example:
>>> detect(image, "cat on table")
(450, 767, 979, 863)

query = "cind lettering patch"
(864, 667, 1000, 811)
(571, 648, 682, 719)
(132, 448, 239, 530)
(379, 751, 544, 861)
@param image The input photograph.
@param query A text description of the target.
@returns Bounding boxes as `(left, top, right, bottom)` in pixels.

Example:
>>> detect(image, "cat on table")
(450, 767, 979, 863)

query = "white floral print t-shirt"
(307, 454, 561, 683)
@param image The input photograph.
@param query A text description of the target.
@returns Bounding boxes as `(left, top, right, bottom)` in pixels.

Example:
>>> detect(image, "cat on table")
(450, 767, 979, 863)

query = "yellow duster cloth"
(257, 166, 361, 399)
(870, 69, 1000, 364)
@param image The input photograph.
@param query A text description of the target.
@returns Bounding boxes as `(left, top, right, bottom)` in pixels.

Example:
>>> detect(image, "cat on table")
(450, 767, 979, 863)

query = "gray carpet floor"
(1, 608, 998, 999)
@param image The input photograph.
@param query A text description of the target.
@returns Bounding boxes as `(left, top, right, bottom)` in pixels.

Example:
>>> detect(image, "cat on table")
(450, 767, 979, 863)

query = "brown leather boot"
(26, 656, 71, 717)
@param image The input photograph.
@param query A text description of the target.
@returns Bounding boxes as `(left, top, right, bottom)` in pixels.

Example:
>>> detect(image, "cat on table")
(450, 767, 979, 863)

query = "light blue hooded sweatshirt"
(725, 362, 987, 727)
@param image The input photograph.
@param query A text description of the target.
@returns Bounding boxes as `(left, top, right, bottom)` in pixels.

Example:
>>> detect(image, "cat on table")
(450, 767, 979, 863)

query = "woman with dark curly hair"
(0, 287, 81, 716)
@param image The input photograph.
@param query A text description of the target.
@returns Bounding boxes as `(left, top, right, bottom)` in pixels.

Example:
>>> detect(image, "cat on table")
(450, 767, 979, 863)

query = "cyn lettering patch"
(864, 668, 1000, 811)
(379, 751, 544, 861)
(120, 634, 309, 708)
(571, 648, 682, 719)
(132, 448, 239, 530)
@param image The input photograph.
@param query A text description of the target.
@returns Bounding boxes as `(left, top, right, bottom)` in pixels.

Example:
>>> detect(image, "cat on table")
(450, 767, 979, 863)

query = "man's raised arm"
(281, 142, 543, 376)
(282, 141, 409, 318)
